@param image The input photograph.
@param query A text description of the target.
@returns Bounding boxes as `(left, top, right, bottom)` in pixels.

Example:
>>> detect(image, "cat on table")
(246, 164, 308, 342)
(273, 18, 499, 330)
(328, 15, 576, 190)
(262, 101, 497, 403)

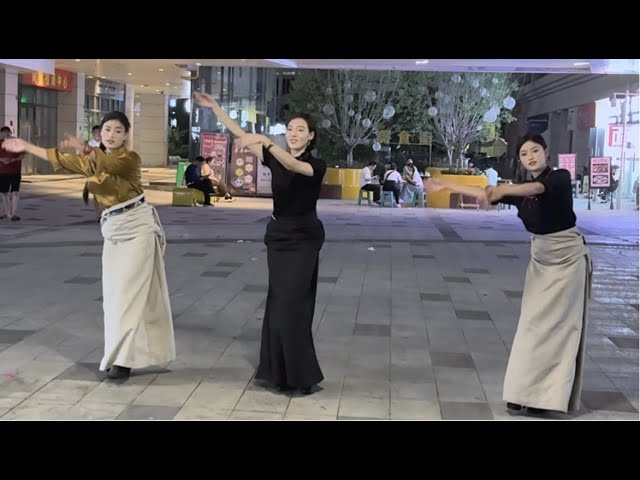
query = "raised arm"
(193, 91, 263, 160)
(490, 182, 545, 202)
(194, 92, 315, 177)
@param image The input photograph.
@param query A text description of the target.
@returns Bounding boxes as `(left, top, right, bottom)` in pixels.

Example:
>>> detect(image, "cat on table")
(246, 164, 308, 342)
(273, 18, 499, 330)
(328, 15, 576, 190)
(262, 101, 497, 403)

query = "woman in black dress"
(428, 133, 592, 414)
(194, 92, 325, 394)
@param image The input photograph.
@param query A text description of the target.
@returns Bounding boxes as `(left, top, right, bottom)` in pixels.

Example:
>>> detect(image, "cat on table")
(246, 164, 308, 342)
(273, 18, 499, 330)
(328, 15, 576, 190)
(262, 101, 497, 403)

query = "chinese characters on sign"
(418, 132, 433, 145)
(398, 131, 411, 145)
(20, 69, 74, 92)
(376, 130, 432, 146)
(608, 124, 629, 147)
(376, 130, 392, 144)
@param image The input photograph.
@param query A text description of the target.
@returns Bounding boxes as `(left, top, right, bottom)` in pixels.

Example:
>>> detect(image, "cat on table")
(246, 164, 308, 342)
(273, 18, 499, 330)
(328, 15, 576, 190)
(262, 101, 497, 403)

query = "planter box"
(322, 167, 362, 200)
(425, 172, 487, 209)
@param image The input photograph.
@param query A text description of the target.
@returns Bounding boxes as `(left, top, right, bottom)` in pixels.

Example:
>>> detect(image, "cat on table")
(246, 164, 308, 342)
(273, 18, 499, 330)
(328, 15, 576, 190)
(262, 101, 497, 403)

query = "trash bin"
(176, 161, 189, 187)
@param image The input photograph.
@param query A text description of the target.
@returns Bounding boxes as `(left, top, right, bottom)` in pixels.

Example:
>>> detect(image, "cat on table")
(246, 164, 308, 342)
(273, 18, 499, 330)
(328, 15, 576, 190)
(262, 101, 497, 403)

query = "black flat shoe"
(107, 365, 131, 380)
(526, 407, 546, 414)
(506, 402, 523, 411)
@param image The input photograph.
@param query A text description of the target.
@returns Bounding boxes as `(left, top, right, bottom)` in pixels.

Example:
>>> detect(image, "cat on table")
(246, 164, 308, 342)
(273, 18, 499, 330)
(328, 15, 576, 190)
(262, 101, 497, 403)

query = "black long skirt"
(255, 214, 325, 389)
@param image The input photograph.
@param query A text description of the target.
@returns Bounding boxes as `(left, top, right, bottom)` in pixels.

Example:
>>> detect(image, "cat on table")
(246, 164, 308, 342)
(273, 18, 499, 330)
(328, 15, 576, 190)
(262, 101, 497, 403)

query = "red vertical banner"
(200, 132, 229, 186)
(557, 153, 576, 180)
(608, 124, 628, 147)
(577, 103, 596, 130)
(590, 157, 611, 188)
(229, 139, 258, 196)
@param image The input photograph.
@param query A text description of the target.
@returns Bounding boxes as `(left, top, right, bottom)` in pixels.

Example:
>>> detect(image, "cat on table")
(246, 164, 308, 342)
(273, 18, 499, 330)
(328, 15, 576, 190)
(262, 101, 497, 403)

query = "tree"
(287, 69, 400, 166)
(168, 126, 189, 159)
(395, 72, 519, 167)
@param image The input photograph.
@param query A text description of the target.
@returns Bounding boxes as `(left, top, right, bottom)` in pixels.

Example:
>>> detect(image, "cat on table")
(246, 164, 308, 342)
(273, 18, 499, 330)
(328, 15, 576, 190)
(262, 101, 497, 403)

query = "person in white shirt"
(382, 162, 403, 206)
(402, 158, 415, 177)
(88, 125, 101, 148)
(484, 163, 500, 187)
(359, 160, 381, 203)
(401, 165, 424, 202)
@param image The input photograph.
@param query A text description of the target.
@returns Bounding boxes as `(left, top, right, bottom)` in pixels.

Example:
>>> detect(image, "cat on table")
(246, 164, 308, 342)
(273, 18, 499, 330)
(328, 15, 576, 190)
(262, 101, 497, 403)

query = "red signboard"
(607, 124, 628, 147)
(577, 102, 595, 130)
(589, 157, 611, 188)
(21, 69, 74, 92)
(558, 153, 576, 181)
(200, 132, 229, 185)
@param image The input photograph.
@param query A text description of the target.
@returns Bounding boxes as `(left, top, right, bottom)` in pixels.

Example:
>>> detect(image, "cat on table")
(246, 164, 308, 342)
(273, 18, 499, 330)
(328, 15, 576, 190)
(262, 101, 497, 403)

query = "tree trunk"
(453, 144, 466, 169)
(347, 147, 355, 167)
(450, 146, 462, 168)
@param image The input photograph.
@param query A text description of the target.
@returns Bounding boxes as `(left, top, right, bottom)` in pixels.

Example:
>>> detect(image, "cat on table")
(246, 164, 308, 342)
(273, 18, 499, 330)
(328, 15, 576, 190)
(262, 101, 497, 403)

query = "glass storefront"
(595, 95, 639, 199)
(17, 85, 58, 174)
(189, 66, 279, 196)
(84, 78, 126, 141)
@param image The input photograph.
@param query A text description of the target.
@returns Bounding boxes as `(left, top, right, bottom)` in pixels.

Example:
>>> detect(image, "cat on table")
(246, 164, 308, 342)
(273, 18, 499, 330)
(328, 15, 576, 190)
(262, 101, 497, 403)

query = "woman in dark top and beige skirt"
(427, 133, 592, 414)
(194, 92, 325, 395)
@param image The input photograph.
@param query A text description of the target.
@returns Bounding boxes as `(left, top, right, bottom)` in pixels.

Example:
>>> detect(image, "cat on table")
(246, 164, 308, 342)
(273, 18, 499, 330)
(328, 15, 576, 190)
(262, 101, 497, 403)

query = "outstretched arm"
(487, 183, 545, 203)
(3, 136, 97, 177)
(2, 138, 48, 161)
(426, 177, 488, 200)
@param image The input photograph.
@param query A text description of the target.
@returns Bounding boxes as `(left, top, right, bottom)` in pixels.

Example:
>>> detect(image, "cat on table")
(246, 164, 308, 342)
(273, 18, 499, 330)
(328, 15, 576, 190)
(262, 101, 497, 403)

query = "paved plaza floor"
(0, 171, 637, 420)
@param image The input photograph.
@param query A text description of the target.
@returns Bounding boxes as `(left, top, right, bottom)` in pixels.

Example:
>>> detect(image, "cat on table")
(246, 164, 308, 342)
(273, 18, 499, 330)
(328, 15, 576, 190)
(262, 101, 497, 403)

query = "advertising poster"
(256, 160, 272, 195)
(589, 157, 611, 188)
(200, 132, 229, 185)
(229, 139, 258, 196)
(557, 154, 576, 180)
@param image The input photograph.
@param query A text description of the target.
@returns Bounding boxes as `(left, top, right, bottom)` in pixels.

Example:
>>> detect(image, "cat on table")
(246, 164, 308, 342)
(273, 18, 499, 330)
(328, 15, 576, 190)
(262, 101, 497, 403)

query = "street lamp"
(612, 89, 639, 210)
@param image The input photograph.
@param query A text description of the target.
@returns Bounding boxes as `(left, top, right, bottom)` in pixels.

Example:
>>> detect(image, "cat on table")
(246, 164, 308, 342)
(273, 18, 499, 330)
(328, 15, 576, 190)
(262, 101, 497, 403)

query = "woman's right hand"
(1, 138, 28, 153)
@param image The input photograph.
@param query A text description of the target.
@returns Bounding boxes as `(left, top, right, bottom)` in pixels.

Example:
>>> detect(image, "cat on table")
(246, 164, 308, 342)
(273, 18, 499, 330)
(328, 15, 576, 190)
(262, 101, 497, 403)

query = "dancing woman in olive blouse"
(3, 112, 175, 380)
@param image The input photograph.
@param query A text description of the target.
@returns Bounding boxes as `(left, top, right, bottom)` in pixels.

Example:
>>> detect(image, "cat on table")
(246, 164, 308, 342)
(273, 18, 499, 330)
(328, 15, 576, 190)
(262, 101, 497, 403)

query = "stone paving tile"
(1, 189, 637, 421)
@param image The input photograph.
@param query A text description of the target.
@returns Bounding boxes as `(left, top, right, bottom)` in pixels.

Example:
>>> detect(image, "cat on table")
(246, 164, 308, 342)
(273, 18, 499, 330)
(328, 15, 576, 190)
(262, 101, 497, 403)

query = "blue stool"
(358, 189, 373, 206)
(410, 191, 427, 207)
(380, 190, 396, 207)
